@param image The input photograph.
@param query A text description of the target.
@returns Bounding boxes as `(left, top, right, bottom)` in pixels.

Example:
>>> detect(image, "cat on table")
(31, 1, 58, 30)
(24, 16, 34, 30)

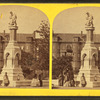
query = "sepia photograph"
(0, 5, 49, 88)
(52, 7, 100, 89)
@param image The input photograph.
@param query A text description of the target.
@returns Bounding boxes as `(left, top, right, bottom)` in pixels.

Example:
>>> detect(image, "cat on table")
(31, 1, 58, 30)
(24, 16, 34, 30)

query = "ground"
(52, 86, 100, 89)
(0, 80, 49, 88)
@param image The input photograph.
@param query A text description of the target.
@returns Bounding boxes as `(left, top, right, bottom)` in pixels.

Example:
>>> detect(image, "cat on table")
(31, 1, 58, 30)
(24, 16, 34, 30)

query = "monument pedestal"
(77, 69, 100, 87)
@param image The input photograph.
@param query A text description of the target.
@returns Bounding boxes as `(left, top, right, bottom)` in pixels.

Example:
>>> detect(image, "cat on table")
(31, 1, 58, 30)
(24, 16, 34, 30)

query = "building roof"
(17, 34, 33, 42)
(53, 33, 83, 42)
(0, 32, 100, 43)
(0, 33, 34, 42)
(54, 33, 100, 43)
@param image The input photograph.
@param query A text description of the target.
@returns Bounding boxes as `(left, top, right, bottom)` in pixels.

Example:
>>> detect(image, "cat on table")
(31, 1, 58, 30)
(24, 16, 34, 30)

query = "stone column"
(73, 37, 81, 72)
(0, 36, 3, 72)
(9, 26, 18, 42)
(52, 34, 60, 58)
(86, 27, 94, 43)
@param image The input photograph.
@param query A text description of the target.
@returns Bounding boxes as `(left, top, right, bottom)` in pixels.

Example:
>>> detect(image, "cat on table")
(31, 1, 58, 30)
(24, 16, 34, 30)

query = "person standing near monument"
(69, 70, 75, 87)
(3, 72, 9, 86)
(81, 73, 86, 87)
(63, 71, 70, 87)
(38, 74, 43, 87)
(31, 74, 40, 87)
(58, 73, 64, 86)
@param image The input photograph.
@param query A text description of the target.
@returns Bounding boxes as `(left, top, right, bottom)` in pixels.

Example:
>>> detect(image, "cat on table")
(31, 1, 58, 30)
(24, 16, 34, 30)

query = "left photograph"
(0, 5, 49, 88)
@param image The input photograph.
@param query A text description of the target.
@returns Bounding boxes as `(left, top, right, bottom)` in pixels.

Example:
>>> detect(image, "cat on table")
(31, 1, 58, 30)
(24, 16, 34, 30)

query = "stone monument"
(77, 12, 100, 87)
(0, 12, 31, 87)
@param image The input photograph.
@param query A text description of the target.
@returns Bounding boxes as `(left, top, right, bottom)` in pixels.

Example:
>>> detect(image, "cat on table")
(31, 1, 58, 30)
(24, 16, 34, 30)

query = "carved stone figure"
(85, 12, 93, 27)
(9, 11, 17, 26)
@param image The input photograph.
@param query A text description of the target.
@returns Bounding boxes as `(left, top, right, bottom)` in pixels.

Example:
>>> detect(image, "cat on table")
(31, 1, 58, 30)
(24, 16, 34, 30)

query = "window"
(66, 45, 72, 53)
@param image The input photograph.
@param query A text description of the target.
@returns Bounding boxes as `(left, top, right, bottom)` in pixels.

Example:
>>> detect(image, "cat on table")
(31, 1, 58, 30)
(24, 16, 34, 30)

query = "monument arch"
(15, 53, 20, 67)
(5, 53, 10, 67)
(81, 53, 87, 68)
(92, 53, 97, 67)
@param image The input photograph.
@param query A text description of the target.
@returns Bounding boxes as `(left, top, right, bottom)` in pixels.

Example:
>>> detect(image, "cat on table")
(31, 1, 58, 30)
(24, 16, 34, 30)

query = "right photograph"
(52, 7, 100, 89)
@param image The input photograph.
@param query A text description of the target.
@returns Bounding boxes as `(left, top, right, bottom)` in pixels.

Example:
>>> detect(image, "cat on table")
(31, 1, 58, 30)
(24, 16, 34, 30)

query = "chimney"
(3, 30, 5, 36)
(81, 31, 83, 36)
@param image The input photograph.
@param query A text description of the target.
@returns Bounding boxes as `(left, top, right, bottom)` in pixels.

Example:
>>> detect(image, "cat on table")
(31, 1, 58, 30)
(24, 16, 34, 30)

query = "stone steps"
(15, 80, 49, 87)
(75, 81, 100, 87)
(43, 80, 49, 86)
(93, 81, 100, 87)
(15, 80, 31, 87)
(0, 79, 49, 87)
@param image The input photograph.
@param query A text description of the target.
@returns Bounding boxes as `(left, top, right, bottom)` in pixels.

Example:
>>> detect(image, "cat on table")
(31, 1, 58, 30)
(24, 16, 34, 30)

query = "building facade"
(53, 32, 100, 72)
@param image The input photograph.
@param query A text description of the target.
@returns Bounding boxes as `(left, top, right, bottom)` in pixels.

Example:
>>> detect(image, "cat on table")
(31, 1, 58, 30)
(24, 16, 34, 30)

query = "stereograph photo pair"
(0, 5, 99, 90)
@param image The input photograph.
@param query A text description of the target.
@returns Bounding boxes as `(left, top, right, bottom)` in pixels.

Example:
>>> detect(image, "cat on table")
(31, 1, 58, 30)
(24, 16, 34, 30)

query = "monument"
(77, 12, 100, 87)
(0, 12, 31, 87)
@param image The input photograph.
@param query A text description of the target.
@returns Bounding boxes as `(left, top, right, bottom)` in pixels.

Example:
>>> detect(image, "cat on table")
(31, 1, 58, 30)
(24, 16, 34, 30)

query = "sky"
(53, 7, 100, 34)
(0, 5, 49, 34)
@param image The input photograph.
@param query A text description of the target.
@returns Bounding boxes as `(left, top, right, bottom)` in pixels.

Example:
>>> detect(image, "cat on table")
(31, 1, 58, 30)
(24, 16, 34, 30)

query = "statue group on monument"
(9, 11, 17, 26)
(85, 12, 94, 27)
